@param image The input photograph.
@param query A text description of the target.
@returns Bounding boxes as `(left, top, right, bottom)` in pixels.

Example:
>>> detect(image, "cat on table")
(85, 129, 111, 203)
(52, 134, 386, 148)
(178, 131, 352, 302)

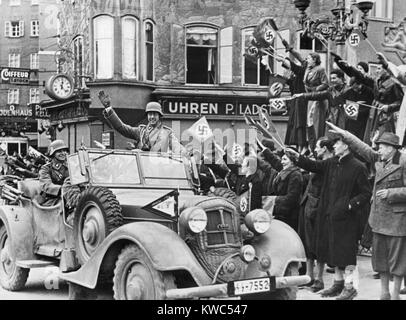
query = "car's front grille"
(205, 208, 240, 247)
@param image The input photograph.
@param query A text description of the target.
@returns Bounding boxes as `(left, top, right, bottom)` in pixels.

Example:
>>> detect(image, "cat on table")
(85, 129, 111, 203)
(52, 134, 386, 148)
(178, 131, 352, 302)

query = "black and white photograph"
(0, 0, 405, 307)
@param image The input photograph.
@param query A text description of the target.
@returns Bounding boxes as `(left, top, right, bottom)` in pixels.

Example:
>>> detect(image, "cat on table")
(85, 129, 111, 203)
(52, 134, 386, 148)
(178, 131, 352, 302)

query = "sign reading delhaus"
(160, 97, 287, 117)
(1, 67, 31, 85)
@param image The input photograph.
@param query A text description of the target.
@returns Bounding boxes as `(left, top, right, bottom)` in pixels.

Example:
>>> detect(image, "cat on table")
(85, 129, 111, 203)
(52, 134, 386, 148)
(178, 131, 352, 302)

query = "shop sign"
(161, 98, 286, 117)
(0, 105, 32, 117)
(31, 104, 50, 119)
(0, 68, 31, 85)
(102, 131, 114, 149)
(49, 104, 88, 122)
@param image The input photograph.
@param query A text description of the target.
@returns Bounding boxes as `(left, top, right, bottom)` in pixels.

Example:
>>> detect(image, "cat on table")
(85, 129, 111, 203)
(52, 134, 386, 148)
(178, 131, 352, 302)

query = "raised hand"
(285, 147, 300, 161)
(376, 52, 389, 69)
(98, 90, 111, 109)
(330, 52, 342, 62)
(326, 121, 346, 136)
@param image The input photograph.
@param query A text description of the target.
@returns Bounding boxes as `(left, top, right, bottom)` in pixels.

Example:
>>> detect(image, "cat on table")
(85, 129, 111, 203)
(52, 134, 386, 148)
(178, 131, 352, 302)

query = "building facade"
(43, 0, 406, 151)
(0, 0, 41, 151)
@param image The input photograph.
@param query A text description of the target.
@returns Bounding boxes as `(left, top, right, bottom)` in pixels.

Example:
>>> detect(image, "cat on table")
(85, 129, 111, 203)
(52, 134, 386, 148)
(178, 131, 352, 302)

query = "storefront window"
(186, 26, 218, 84)
(93, 15, 114, 79)
(145, 21, 154, 81)
(370, 0, 393, 20)
(122, 16, 138, 79)
(242, 28, 269, 86)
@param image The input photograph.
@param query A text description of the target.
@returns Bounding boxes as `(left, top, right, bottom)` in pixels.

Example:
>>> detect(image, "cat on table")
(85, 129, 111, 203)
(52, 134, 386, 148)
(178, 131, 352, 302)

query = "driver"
(37, 140, 69, 206)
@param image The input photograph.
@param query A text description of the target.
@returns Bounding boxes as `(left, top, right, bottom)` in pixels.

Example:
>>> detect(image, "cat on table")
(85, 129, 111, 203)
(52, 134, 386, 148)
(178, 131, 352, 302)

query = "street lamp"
(293, 0, 374, 45)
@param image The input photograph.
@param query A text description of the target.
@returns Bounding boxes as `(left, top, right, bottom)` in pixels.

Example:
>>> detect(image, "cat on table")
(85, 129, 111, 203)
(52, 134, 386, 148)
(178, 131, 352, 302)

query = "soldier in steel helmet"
(37, 140, 69, 206)
(98, 91, 185, 154)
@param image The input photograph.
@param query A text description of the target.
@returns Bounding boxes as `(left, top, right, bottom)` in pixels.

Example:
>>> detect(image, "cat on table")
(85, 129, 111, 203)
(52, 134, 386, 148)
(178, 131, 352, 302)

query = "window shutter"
(19, 21, 24, 37)
(219, 26, 233, 84)
(274, 29, 290, 76)
(5, 21, 10, 37)
(170, 23, 185, 84)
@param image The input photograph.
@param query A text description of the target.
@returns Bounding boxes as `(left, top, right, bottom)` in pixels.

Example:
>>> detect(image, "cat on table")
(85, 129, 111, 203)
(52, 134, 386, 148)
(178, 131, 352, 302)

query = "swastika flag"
(344, 101, 359, 120)
(187, 116, 213, 143)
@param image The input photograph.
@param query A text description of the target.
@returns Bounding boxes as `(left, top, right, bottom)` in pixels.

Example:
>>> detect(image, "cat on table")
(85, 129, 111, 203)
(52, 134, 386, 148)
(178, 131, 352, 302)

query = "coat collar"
(375, 151, 402, 183)
(338, 153, 353, 164)
(275, 166, 299, 181)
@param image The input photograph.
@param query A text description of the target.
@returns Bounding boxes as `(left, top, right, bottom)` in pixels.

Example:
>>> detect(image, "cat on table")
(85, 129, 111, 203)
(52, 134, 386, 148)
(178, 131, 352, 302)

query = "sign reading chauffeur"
(1, 68, 31, 85)
(161, 98, 287, 116)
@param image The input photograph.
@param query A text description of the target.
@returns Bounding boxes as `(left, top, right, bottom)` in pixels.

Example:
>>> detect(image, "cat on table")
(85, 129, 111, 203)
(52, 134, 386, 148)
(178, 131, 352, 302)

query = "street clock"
(45, 74, 74, 101)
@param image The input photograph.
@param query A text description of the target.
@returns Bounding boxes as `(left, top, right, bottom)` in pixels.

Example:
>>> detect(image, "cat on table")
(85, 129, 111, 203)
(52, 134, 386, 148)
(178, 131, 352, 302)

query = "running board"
(16, 260, 58, 268)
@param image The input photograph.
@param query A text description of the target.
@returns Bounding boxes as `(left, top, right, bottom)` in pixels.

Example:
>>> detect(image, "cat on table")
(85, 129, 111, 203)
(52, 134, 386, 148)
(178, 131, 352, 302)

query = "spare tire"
(74, 187, 123, 265)
(207, 187, 237, 203)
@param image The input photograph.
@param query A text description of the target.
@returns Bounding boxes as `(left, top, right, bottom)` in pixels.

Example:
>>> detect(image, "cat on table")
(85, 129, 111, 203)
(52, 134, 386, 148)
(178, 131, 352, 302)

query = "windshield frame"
(68, 149, 194, 190)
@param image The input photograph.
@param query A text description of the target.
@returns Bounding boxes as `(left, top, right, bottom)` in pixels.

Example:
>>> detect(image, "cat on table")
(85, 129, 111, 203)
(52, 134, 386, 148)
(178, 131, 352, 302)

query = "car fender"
(244, 219, 306, 278)
(60, 222, 212, 289)
(0, 206, 36, 261)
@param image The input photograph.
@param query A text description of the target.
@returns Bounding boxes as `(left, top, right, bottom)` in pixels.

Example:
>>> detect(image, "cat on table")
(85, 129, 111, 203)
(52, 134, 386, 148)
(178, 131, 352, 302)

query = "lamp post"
(293, 0, 374, 70)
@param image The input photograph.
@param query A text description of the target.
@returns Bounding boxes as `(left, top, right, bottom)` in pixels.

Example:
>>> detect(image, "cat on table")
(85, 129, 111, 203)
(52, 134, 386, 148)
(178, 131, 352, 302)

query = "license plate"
(227, 276, 275, 296)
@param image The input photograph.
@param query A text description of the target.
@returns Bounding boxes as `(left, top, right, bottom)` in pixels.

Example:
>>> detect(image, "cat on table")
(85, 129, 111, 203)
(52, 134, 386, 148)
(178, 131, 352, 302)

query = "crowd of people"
(1, 41, 406, 300)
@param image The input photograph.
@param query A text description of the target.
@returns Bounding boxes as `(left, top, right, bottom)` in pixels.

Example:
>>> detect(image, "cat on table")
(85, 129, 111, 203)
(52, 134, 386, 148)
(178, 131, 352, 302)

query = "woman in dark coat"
(260, 148, 303, 231)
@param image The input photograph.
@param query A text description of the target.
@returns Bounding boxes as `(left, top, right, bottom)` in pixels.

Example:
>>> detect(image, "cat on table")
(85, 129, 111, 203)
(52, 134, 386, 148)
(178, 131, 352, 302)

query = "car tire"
(113, 244, 175, 300)
(74, 187, 123, 265)
(207, 187, 237, 202)
(0, 225, 29, 291)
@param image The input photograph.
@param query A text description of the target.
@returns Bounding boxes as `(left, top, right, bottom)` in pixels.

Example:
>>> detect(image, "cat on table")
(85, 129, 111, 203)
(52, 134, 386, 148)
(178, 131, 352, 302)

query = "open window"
(93, 15, 114, 79)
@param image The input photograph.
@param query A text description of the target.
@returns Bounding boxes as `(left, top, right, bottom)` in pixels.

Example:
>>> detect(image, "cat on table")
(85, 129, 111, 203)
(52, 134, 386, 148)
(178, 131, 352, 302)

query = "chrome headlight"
(245, 209, 271, 234)
(240, 245, 256, 263)
(179, 207, 207, 233)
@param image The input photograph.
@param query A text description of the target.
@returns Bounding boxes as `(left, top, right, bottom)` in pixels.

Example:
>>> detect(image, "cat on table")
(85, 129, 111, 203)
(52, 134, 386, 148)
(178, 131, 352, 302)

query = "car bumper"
(165, 275, 311, 299)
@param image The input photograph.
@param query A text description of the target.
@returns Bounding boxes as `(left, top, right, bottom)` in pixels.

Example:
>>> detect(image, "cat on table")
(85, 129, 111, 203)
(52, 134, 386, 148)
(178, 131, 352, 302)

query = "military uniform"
(37, 159, 69, 206)
(103, 107, 185, 154)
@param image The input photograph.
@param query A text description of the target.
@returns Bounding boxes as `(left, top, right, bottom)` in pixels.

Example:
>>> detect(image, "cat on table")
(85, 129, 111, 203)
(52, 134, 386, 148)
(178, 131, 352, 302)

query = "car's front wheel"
(113, 244, 174, 300)
(0, 225, 29, 291)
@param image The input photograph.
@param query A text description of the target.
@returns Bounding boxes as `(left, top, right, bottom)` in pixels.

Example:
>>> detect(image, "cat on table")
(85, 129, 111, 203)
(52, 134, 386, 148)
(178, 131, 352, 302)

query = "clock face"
(52, 76, 73, 98)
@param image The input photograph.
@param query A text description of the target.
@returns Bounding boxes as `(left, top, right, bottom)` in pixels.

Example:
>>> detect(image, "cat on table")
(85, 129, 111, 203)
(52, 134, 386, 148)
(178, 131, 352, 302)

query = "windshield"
(68, 154, 88, 185)
(89, 153, 140, 184)
(140, 155, 189, 187)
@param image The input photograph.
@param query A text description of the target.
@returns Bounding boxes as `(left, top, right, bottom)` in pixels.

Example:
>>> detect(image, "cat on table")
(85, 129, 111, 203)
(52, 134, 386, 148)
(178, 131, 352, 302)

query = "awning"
(152, 87, 271, 98)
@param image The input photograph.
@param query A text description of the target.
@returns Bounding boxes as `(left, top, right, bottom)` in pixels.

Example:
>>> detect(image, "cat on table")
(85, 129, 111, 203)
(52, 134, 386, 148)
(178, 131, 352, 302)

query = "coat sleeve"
(315, 68, 329, 91)
(349, 164, 372, 211)
(387, 159, 406, 204)
(39, 164, 61, 197)
(387, 82, 404, 113)
(275, 171, 303, 210)
(336, 60, 375, 89)
(302, 90, 330, 101)
(296, 155, 328, 174)
(103, 107, 141, 141)
(341, 130, 379, 164)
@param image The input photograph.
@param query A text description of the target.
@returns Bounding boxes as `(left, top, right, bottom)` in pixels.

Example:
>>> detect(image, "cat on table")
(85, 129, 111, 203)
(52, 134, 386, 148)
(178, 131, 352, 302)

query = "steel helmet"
(145, 102, 164, 117)
(48, 140, 68, 157)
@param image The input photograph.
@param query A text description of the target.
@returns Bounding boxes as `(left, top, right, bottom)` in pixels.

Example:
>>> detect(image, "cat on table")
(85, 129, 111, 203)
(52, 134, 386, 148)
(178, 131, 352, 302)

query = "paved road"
(0, 255, 403, 300)
(297, 255, 405, 300)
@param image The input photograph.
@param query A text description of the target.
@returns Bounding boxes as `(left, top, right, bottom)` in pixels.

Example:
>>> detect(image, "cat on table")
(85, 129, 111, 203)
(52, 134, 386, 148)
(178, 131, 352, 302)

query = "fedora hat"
(375, 132, 401, 148)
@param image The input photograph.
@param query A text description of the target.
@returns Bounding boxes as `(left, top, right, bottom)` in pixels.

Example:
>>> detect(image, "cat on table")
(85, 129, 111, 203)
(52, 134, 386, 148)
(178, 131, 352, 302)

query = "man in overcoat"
(327, 122, 406, 300)
(286, 136, 372, 300)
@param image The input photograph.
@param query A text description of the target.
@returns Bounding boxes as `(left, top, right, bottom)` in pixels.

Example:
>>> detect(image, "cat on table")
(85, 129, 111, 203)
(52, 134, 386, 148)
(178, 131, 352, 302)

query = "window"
(297, 31, 327, 69)
(93, 15, 114, 79)
(9, 0, 20, 6)
(8, 53, 20, 67)
(186, 26, 218, 84)
(31, 0, 39, 5)
(122, 17, 138, 79)
(29, 88, 40, 104)
(242, 28, 270, 86)
(370, 0, 393, 20)
(30, 53, 39, 69)
(145, 21, 154, 81)
(31, 20, 39, 37)
(8, 89, 19, 104)
(5, 21, 24, 37)
(72, 36, 84, 86)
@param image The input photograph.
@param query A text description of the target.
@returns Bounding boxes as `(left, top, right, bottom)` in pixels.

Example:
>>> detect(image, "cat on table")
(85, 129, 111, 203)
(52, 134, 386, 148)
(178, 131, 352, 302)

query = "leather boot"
(320, 280, 344, 298)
